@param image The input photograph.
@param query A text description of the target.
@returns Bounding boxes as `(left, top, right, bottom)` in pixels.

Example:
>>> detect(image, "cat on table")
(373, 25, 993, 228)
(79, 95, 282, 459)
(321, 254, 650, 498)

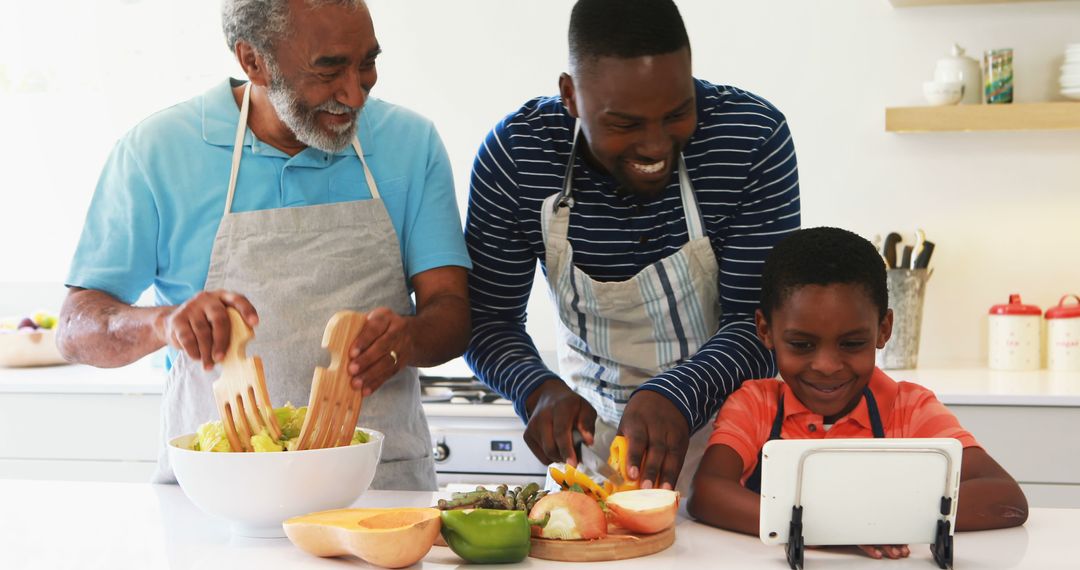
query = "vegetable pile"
(187, 403, 369, 452)
(436, 483, 548, 512)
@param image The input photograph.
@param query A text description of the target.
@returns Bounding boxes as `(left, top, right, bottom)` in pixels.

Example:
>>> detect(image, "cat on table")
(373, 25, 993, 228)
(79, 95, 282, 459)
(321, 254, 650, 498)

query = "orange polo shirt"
(708, 367, 980, 486)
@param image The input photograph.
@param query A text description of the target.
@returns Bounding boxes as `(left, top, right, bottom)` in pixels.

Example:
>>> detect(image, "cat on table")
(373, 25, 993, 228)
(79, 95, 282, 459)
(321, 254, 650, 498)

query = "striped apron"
(540, 127, 721, 495)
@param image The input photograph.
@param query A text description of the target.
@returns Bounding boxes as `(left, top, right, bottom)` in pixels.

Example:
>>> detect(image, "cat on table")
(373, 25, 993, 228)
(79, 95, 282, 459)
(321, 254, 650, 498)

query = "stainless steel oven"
(420, 375, 547, 489)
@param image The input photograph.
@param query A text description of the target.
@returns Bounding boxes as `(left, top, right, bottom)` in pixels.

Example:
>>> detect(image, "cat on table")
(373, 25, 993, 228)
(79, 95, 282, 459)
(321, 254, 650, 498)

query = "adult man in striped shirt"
(464, 0, 801, 494)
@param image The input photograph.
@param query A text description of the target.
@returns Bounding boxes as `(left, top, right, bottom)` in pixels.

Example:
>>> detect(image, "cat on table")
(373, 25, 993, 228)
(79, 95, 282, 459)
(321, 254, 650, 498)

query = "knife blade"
(573, 433, 625, 487)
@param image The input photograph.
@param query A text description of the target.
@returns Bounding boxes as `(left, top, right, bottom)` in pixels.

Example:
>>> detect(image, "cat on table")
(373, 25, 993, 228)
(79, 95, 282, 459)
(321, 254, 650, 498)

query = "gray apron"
(540, 126, 720, 497)
(152, 82, 436, 490)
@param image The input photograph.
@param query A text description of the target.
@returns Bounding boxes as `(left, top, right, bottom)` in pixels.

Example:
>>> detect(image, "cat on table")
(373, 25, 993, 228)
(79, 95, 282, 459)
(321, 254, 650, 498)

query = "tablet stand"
(782, 449, 956, 570)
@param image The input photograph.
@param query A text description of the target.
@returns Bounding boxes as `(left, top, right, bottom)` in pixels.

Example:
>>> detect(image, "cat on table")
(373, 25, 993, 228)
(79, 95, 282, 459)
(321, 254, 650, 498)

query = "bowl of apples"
(0, 312, 68, 367)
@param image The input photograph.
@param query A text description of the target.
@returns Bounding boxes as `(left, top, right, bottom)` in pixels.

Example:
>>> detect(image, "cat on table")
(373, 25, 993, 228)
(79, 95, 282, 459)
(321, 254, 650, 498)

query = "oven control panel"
(430, 428, 547, 476)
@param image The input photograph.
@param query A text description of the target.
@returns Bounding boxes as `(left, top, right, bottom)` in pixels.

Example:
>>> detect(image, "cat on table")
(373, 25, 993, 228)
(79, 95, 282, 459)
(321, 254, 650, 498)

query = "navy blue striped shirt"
(464, 79, 801, 431)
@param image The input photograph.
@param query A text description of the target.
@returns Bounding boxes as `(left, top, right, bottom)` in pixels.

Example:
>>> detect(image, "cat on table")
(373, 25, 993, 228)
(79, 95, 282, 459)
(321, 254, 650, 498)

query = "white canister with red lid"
(988, 294, 1041, 371)
(1046, 294, 1080, 372)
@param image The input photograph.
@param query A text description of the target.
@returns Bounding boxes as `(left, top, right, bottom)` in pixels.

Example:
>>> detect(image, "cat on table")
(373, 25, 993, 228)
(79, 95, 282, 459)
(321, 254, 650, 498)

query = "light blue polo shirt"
(68, 78, 471, 309)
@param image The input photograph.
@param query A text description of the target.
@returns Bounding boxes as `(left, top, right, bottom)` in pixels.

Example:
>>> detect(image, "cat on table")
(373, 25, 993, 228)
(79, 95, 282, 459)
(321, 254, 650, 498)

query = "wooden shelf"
(890, 0, 1077, 7)
(885, 102, 1080, 132)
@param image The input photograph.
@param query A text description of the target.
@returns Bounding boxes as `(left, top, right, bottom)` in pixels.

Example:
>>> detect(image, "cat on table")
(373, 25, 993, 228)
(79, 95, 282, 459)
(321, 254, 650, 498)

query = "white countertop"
(886, 368, 1080, 406)
(2, 362, 1079, 407)
(2, 479, 1072, 570)
(0, 359, 164, 394)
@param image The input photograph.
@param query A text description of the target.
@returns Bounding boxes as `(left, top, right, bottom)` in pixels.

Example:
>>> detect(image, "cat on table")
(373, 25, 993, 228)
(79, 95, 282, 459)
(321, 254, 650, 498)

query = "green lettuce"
(189, 404, 369, 452)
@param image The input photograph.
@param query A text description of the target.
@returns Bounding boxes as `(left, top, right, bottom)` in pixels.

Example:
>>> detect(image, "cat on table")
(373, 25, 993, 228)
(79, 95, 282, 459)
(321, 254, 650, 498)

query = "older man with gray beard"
(58, 0, 471, 490)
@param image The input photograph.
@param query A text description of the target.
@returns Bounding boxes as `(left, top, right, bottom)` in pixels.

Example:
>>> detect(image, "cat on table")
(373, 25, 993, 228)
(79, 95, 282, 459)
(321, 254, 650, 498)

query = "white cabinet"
(0, 392, 160, 482)
(946, 405, 1080, 507)
(0, 362, 163, 482)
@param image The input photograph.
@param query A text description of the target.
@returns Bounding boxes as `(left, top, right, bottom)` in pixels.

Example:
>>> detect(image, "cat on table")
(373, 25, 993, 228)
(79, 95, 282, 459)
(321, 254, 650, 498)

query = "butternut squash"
(284, 507, 441, 568)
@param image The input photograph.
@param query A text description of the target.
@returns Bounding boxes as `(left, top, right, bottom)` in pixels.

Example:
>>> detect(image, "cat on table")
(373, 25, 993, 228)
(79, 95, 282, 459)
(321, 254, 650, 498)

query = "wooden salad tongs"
(296, 311, 367, 450)
(212, 308, 283, 452)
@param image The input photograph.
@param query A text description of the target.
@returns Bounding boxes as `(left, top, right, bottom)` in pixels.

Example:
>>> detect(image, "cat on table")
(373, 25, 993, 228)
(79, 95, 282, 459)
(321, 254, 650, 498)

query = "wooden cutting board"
(529, 525, 675, 562)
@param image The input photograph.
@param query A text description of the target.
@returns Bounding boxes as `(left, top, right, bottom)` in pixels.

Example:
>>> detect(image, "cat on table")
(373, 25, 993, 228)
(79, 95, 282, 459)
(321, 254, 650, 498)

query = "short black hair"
(760, 227, 889, 322)
(568, 0, 690, 69)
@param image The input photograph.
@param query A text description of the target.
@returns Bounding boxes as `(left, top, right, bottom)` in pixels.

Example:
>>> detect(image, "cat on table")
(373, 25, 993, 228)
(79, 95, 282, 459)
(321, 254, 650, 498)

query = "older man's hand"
(617, 390, 690, 490)
(347, 307, 413, 396)
(160, 289, 259, 371)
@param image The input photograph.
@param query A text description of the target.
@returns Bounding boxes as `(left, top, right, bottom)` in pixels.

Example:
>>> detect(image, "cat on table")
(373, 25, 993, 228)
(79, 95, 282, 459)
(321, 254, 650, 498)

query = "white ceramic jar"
(934, 43, 983, 105)
(988, 294, 1041, 371)
(1046, 294, 1080, 372)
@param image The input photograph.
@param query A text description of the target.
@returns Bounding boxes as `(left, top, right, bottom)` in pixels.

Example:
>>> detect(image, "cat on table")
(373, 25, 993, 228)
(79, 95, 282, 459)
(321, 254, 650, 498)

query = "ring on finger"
(388, 350, 398, 366)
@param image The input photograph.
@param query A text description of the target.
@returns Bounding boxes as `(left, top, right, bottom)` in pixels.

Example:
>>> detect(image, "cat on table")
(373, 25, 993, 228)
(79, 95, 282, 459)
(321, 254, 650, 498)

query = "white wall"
(3, 0, 1079, 368)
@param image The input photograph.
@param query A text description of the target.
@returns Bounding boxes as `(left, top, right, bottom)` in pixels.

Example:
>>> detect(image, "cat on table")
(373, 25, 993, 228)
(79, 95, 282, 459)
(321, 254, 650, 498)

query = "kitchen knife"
(883, 232, 902, 269)
(913, 240, 935, 269)
(582, 452, 626, 487)
(900, 245, 914, 269)
(573, 433, 625, 487)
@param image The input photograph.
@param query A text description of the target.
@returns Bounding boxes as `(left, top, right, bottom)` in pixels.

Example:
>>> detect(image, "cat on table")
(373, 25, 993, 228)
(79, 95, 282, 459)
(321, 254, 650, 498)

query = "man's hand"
(617, 391, 690, 490)
(160, 290, 258, 371)
(347, 307, 413, 397)
(523, 379, 597, 466)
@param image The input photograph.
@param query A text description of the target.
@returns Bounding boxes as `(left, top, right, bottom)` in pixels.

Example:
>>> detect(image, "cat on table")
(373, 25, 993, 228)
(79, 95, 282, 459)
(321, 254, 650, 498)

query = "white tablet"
(759, 438, 962, 552)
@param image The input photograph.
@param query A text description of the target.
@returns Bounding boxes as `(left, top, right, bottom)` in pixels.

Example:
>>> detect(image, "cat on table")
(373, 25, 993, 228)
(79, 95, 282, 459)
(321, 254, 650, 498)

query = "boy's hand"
(857, 544, 910, 559)
(617, 391, 690, 489)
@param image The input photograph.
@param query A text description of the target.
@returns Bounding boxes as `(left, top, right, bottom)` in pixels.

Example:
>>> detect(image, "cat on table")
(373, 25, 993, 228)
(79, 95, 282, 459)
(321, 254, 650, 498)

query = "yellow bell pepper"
(606, 435, 640, 493)
(548, 463, 609, 501)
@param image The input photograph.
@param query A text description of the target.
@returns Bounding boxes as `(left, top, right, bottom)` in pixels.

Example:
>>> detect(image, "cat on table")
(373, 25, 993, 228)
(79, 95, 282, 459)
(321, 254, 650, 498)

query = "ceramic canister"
(934, 43, 982, 105)
(988, 294, 1041, 371)
(1046, 295, 1080, 372)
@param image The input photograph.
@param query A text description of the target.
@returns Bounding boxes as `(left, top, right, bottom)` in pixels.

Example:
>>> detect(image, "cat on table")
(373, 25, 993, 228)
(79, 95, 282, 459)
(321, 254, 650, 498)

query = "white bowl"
(0, 329, 68, 367)
(923, 80, 964, 106)
(1062, 89, 1080, 101)
(169, 428, 384, 537)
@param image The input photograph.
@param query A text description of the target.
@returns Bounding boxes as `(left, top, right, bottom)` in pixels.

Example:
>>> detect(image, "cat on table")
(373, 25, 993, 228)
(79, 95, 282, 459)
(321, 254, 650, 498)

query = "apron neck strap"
(224, 82, 379, 216)
(553, 122, 581, 212)
(552, 122, 705, 241)
(351, 138, 380, 201)
(677, 154, 704, 240)
(224, 82, 253, 216)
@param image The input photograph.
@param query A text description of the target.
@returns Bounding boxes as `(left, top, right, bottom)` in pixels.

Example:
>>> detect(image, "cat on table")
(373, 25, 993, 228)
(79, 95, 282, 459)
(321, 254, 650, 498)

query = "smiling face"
(560, 48, 697, 198)
(756, 283, 893, 423)
(260, 0, 380, 152)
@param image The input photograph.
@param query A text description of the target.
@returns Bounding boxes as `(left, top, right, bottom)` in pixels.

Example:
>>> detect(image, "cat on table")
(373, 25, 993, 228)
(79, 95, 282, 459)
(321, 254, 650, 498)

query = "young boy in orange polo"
(688, 227, 1028, 560)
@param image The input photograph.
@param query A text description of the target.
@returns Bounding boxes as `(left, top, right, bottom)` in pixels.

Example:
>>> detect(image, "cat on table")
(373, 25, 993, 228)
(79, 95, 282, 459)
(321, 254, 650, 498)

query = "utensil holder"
(877, 269, 931, 370)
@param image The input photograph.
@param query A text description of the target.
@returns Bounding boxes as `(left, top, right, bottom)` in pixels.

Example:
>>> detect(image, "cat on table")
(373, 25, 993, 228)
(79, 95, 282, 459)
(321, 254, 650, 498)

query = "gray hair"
(221, 0, 366, 56)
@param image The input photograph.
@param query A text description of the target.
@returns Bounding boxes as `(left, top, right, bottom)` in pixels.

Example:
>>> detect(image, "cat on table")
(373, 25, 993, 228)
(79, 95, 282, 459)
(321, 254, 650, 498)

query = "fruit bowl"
(168, 428, 384, 537)
(0, 328, 68, 367)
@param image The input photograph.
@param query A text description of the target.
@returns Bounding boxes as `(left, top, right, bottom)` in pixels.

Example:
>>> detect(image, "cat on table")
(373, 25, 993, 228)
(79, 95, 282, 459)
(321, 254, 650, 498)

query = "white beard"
(264, 61, 360, 153)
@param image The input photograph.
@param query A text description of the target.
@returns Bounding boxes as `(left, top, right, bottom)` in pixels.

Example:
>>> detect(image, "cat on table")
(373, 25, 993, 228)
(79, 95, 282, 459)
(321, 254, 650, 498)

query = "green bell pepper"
(440, 508, 532, 564)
